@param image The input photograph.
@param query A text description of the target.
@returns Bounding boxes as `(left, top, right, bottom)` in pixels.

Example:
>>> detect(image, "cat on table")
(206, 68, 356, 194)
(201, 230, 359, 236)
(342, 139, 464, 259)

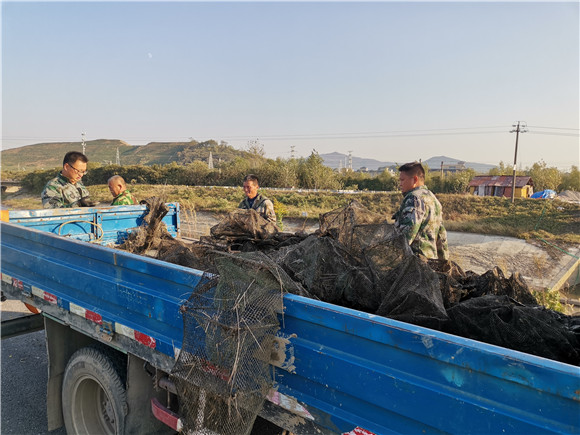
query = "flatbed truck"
(1, 204, 578, 434)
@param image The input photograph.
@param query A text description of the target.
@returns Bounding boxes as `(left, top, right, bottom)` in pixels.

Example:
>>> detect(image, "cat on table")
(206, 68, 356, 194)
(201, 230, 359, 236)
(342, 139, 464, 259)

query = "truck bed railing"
(1, 213, 579, 434)
(3, 203, 180, 244)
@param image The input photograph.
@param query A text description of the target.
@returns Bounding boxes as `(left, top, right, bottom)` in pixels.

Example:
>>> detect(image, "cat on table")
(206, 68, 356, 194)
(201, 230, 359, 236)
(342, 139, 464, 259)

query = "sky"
(2, 1, 579, 169)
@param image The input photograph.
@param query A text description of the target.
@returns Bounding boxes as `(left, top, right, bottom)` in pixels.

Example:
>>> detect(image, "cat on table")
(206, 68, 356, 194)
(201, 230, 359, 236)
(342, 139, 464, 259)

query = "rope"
(533, 201, 548, 231)
(57, 219, 104, 243)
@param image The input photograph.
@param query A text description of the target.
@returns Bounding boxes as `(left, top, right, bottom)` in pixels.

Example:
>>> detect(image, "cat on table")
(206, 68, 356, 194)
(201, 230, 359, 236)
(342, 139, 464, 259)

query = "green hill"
(1, 140, 133, 171)
(1, 139, 249, 171)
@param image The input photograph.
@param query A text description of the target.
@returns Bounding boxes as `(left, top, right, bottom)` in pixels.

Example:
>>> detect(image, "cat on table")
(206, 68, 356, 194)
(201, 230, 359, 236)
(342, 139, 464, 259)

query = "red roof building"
(468, 175, 534, 198)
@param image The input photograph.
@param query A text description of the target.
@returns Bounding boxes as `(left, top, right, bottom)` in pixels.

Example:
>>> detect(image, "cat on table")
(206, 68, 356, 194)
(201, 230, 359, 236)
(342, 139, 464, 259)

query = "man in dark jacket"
(238, 174, 276, 223)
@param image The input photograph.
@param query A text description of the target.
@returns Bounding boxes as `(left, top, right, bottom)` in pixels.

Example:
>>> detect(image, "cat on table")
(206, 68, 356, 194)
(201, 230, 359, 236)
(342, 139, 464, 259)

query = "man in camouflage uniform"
(108, 175, 137, 205)
(238, 174, 277, 224)
(41, 151, 95, 208)
(392, 162, 449, 260)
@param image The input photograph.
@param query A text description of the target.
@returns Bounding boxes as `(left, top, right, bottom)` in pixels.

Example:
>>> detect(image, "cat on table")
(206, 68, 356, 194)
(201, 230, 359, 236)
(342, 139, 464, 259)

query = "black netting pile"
(119, 197, 173, 254)
(207, 209, 307, 253)
(119, 204, 308, 434)
(169, 252, 300, 435)
(117, 198, 580, 432)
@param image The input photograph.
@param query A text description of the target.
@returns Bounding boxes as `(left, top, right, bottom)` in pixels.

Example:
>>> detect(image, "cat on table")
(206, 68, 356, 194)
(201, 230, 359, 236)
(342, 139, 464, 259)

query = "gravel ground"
(1, 299, 67, 435)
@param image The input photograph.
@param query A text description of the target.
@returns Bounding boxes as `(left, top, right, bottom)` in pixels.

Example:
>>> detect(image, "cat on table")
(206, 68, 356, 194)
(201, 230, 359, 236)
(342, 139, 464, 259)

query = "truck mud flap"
(1, 313, 44, 339)
(151, 398, 184, 432)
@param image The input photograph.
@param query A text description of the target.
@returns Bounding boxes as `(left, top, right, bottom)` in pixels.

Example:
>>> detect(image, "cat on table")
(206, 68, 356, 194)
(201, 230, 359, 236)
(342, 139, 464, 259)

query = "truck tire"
(62, 347, 128, 435)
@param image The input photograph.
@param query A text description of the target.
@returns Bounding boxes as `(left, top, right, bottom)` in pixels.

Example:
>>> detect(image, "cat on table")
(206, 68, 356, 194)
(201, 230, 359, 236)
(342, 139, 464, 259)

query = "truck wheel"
(62, 347, 127, 435)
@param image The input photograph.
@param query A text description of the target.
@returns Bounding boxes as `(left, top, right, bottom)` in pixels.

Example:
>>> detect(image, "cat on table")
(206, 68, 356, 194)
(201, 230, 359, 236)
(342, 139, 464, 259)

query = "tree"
(527, 160, 562, 191)
(298, 151, 340, 190)
(246, 139, 266, 170)
(217, 157, 251, 185)
(160, 161, 187, 185)
(337, 169, 397, 191)
(259, 158, 298, 188)
(559, 166, 580, 191)
(489, 161, 509, 176)
(427, 169, 475, 194)
(376, 169, 398, 191)
(183, 161, 212, 186)
(446, 169, 476, 193)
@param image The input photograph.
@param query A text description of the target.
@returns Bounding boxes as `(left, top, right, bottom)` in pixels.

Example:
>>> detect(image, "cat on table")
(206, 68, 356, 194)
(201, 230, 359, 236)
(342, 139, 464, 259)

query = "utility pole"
(81, 132, 86, 155)
(509, 121, 527, 203)
(347, 151, 353, 171)
(115, 147, 120, 165)
(290, 145, 296, 160)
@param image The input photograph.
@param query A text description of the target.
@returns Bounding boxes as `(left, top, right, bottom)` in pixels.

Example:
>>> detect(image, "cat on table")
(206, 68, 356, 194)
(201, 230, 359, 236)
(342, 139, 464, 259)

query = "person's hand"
(79, 197, 97, 207)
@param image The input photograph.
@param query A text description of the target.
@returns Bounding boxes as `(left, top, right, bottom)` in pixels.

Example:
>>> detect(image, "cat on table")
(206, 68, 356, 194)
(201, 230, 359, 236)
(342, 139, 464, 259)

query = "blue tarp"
(531, 189, 556, 199)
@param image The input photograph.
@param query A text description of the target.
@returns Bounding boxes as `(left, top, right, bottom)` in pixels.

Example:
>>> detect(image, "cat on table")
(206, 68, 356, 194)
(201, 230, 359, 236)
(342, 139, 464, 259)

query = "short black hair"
(398, 161, 425, 180)
(243, 174, 259, 185)
(63, 151, 88, 167)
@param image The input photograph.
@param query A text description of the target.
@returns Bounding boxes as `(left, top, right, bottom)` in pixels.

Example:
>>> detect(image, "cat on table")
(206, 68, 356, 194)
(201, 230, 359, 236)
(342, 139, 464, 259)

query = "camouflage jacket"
(238, 193, 277, 223)
(111, 190, 137, 206)
(41, 173, 91, 209)
(392, 185, 449, 260)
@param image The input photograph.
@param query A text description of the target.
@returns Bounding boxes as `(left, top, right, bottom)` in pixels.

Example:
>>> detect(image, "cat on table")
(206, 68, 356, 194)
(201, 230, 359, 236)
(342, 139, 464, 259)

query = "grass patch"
(3, 185, 578, 244)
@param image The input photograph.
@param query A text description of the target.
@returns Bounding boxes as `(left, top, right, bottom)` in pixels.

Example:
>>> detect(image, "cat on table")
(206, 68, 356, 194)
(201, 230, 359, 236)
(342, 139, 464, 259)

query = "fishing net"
(269, 234, 378, 312)
(209, 208, 307, 253)
(270, 203, 449, 328)
(427, 260, 539, 308)
(318, 200, 386, 258)
(118, 197, 173, 254)
(445, 295, 580, 365)
(170, 251, 304, 435)
(210, 209, 279, 241)
(114, 197, 580, 432)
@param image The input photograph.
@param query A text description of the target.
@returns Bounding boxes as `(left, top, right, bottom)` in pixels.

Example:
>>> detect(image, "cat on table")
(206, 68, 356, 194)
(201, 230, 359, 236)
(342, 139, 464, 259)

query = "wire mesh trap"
(115, 197, 580, 433)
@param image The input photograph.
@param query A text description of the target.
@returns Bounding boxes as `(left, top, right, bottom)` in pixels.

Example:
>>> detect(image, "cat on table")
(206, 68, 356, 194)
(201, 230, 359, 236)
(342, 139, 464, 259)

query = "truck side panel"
(1, 221, 204, 362)
(2, 218, 579, 434)
(4, 204, 180, 244)
(276, 295, 580, 434)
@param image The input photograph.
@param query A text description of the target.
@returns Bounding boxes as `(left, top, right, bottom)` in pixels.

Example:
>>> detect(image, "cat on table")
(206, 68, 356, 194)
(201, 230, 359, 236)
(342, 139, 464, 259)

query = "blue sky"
(2, 1, 579, 169)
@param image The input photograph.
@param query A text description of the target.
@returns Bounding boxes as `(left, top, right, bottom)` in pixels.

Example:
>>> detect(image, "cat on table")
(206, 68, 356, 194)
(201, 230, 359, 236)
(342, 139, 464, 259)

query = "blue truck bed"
(1, 205, 579, 434)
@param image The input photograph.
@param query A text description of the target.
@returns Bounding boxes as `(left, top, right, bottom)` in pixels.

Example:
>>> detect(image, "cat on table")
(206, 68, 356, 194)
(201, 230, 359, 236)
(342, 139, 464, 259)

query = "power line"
(219, 126, 510, 141)
(2, 124, 579, 143)
(0, 125, 510, 142)
(227, 125, 510, 139)
(527, 125, 580, 131)
(527, 131, 579, 137)
(255, 130, 507, 141)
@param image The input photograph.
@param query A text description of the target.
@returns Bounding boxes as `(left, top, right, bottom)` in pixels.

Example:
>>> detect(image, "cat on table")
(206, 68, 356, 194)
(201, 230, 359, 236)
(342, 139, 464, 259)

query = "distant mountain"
(321, 152, 496, 174)
(423, 156, 496, 174)
(1, 139, 135, 171)
(320, 152, 397, 171)
(0, 139, 248, 171)
(1, 140, 497, 175)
